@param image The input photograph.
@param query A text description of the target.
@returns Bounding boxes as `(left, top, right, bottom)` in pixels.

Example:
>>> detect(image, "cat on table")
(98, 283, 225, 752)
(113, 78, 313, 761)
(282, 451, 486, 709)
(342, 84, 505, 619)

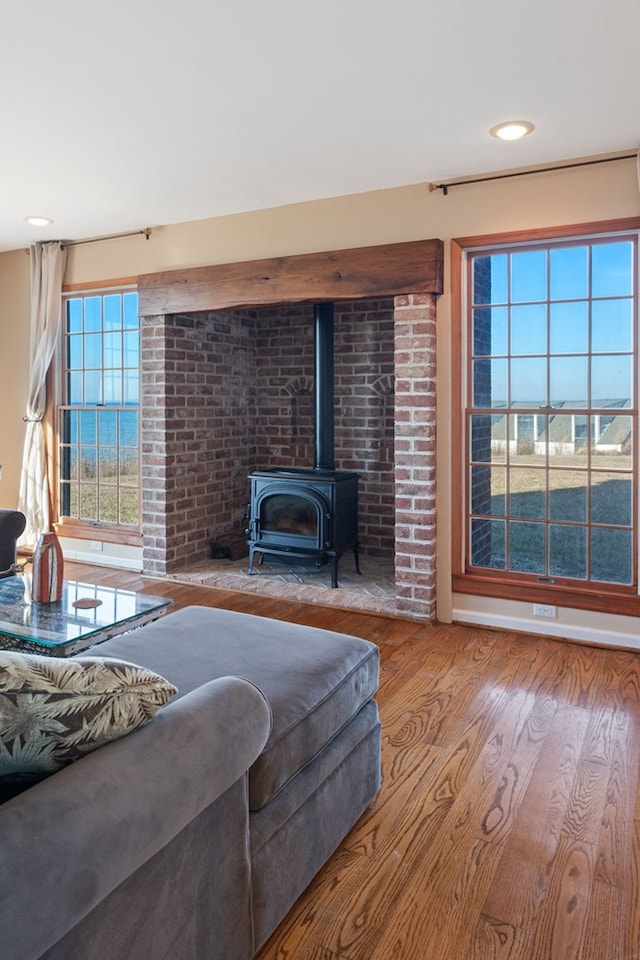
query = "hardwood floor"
(68, 562, 640, 960)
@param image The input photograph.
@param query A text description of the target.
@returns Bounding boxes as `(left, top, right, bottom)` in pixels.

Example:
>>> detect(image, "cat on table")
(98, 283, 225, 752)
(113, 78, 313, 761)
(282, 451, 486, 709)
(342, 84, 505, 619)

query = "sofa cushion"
(0, 651, 177, 783)
(92, 604, 380, 810)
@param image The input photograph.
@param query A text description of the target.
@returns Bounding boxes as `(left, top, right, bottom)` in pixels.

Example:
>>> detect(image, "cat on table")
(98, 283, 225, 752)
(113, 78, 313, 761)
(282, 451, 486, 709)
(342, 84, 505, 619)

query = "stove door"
(252, 484, 329, 551)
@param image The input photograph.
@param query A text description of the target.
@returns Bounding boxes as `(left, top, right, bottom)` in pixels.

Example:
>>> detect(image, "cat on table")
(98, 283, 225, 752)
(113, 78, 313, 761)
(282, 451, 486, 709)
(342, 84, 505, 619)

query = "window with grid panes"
(58, 289, 140, 532)
(465, 234, 637, 591)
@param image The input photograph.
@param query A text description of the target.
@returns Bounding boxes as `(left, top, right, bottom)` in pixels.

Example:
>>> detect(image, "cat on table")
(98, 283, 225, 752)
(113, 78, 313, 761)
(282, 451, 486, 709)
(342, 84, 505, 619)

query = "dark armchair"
(0, 510, 26, 577)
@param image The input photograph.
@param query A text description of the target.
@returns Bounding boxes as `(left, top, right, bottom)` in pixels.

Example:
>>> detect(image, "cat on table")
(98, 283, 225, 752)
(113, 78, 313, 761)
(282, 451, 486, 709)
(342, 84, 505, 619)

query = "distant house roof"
(489, 399, 631, 447)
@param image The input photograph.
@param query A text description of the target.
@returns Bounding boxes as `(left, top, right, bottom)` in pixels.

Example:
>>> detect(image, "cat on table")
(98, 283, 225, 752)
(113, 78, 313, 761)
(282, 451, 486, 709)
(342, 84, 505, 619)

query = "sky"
(472, 239, 635, 407)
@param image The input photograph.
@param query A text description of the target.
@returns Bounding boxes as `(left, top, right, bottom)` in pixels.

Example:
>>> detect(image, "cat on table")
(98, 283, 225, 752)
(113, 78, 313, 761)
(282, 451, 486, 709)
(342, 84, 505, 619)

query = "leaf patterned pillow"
(0, 651, 178, 783)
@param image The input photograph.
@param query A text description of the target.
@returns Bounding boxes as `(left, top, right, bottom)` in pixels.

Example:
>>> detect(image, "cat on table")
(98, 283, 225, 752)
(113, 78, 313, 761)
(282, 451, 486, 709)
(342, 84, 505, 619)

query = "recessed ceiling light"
(23, 215, 54, 227)
(489, 121, 535, 142)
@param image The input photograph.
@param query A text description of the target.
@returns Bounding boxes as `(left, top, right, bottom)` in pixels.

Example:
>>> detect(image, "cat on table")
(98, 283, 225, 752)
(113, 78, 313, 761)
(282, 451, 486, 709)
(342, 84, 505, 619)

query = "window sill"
(452, 572, 640, 617)
(53, 520, 142, 548)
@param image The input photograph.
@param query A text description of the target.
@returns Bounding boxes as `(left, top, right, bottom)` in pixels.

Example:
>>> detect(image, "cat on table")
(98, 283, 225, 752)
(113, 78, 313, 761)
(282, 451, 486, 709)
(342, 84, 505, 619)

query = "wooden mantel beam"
(137, 239, 444, 316)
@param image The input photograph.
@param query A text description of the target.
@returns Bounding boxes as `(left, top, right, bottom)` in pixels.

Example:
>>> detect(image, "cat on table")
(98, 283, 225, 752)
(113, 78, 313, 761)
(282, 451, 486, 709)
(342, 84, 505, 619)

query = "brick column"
(140, 311, 257, 576)
(140, 315, 172, 576)
(393, 293, 437, 620)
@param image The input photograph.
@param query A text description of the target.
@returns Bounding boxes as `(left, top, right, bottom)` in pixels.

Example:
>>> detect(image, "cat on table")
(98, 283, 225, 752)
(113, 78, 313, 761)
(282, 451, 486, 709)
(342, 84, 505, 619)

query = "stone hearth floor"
(165, 553, 397, 615)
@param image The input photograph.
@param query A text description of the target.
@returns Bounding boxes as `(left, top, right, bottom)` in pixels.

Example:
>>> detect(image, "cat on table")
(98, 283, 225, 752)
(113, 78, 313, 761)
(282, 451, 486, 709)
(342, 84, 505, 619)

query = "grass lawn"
(471, 452, 633, 583)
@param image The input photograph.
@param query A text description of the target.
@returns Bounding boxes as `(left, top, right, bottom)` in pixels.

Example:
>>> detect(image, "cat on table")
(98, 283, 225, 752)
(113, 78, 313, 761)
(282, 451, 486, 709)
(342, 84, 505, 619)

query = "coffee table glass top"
(0, 575, 172, 654)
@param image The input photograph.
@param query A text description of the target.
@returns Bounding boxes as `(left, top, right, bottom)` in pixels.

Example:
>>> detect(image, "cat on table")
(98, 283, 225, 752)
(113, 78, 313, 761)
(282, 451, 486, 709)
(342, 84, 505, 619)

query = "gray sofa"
(0, 508, 26, 576)
(1, 604, 381, 960)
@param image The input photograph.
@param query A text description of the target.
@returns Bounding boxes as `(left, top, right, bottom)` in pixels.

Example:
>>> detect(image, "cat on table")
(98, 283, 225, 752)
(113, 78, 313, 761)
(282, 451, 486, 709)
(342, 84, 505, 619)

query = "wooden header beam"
(137, 239, 444, 316)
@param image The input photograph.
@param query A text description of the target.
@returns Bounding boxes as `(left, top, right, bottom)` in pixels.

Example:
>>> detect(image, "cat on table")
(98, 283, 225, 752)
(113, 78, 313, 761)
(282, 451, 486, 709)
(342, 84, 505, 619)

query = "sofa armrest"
(0, 675, 272, 960)
(0, 508, 26, 575)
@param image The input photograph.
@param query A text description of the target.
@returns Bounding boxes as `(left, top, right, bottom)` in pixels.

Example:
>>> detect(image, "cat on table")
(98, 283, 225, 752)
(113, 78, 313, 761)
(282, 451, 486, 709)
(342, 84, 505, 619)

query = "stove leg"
(329, 554, 339, 588)
(354, 543, 361, 575)
(248, 546, 255, 575)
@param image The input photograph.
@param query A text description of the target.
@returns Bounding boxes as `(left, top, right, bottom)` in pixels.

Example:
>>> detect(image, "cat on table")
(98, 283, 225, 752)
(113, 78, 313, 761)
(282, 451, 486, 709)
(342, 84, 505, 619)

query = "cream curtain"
(18, 241, 68, 547)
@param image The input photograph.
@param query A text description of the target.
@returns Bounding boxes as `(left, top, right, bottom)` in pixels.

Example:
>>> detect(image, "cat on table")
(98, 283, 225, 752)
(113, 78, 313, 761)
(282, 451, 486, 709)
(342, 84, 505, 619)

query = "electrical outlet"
(0, 463, 3, 479)
(90, 540, 104, 552)
(533, 603, 557, 619)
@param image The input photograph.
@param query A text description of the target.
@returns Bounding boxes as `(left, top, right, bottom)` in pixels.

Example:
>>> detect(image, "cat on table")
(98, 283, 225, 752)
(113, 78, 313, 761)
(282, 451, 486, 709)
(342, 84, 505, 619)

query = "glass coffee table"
(0, 575, 172, 657)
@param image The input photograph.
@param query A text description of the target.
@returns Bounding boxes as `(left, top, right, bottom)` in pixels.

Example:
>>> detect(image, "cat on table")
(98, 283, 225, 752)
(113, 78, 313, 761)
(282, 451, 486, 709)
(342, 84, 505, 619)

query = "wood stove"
(247, 468, 359, 587)
(246, 303, 360, 587)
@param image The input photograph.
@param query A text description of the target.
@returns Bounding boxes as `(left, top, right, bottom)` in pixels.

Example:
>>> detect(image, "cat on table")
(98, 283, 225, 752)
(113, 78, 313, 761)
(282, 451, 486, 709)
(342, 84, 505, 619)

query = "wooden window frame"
(451, 217, 640, 617)
(52, 277, 142, 547)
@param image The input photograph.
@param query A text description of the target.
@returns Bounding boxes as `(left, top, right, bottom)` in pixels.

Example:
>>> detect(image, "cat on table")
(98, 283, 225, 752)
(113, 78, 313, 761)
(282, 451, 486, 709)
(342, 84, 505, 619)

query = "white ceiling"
(2, 0, 639, 252)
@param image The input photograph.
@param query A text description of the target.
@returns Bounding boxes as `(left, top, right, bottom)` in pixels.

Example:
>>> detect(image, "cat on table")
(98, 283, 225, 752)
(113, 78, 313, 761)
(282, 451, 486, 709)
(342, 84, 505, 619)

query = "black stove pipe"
(313, 302, 335, 472)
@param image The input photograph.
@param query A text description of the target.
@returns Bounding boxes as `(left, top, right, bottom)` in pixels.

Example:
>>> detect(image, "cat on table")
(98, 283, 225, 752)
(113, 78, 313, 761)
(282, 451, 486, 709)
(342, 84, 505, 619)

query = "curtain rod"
(25, 227, 152, 253)
(429, 153, 638, 195)
(64, 227, 152, 247)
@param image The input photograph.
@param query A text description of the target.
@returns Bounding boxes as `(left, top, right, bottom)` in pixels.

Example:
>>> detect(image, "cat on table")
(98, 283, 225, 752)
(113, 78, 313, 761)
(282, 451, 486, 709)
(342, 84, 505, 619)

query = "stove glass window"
(262, 495, 317, 537)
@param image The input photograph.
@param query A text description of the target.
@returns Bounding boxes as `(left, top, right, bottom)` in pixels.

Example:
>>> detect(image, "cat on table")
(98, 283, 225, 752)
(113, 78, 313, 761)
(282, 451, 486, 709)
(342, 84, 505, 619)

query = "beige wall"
(58, 157, 639, 283)
(0, 249, 31, 505)
(2, 157, 639, 637)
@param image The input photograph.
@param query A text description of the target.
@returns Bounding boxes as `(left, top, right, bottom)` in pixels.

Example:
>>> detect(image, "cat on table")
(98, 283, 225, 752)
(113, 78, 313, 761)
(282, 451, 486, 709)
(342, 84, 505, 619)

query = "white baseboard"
(61, 547, 143, 572)
(452, 606, 640, 653)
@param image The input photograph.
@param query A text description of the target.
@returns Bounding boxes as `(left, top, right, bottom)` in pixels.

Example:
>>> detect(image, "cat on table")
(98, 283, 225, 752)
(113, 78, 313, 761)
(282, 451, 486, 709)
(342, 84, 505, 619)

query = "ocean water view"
(59, 404, 139, 526)
(61, 405, 139, 448)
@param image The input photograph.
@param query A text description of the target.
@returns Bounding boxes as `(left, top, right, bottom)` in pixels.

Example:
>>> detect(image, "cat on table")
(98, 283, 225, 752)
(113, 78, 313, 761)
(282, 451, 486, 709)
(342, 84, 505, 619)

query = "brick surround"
(141, 310, 256, 571)
(393, 294, 437, 619)
(140, 292, 438, 620)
